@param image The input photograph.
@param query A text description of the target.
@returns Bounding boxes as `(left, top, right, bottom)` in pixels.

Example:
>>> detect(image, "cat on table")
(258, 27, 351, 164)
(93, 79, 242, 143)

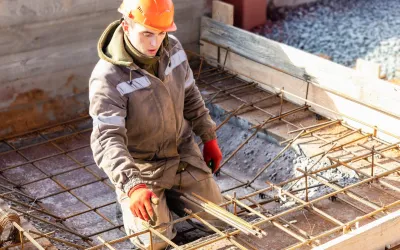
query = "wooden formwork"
(2, 10, 400, 250)
(3, 55, 400, 249)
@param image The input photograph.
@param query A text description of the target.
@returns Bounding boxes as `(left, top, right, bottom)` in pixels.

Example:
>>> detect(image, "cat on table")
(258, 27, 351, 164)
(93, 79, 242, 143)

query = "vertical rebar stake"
(149, 231, 153, 250)
(217, 46, 221, 65)
(222, 47, 230, 71)
(20, 230, 24, 250)
(305, 81, 310, 106)
(305, 167, 309, 202)
(279, 88, 284, 118)
(197, 57, 204, 80)
(233, 192, 237, 215)
(371, 146, 375, 178)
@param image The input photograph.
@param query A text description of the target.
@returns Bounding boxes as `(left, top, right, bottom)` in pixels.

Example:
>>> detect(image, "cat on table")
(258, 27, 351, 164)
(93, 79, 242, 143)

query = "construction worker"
(89, 0, 224, 249)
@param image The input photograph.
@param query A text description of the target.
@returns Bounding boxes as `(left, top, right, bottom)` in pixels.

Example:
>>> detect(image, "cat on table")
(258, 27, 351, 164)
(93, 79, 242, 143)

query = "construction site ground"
(1, 58, 400, 249)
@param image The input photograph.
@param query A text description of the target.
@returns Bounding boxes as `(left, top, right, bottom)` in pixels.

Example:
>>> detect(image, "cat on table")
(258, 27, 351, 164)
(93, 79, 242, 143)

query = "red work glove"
(128, 184, 158, 221)
(203, 139, 223, 174)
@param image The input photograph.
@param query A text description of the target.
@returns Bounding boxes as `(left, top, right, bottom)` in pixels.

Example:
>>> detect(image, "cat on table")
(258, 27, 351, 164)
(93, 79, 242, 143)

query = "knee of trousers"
(119, 197, 177, 247)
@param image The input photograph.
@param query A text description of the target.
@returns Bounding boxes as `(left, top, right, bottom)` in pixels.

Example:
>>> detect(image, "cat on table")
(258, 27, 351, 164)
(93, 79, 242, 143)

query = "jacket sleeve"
(183, 60, 217, 142)
(89, 77, 144, 194)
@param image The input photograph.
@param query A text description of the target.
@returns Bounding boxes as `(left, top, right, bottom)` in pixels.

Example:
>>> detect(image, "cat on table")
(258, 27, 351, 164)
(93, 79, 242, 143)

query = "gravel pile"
(255, 0, 400, 80)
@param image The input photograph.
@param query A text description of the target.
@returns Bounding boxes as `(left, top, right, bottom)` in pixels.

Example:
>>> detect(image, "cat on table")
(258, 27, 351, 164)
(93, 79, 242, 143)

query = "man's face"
(123, 20, 166, 57)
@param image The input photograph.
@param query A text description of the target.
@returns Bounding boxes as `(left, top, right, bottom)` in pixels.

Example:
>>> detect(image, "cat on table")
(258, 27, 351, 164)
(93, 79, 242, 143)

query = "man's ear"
(121, 20, 129, 33)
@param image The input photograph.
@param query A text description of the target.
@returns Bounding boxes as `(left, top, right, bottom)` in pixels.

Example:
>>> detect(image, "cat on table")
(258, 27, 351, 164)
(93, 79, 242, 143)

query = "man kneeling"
(89, 0, 225, 249)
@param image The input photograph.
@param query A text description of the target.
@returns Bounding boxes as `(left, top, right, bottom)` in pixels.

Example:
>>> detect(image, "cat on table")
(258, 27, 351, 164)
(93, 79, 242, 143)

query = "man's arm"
(90, 77, 157, 221)
(89, 77, 144, 194)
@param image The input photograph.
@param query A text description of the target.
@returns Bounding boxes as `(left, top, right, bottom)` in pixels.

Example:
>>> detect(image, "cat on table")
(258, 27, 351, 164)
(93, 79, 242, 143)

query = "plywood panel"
(0, 10, 119, 57)
(314, 210, 400, 250)
(212, 0, 234, 25)
(355, 58, 381, 79)
(0, 0, 119, 27)
(0, 39, 98, 84)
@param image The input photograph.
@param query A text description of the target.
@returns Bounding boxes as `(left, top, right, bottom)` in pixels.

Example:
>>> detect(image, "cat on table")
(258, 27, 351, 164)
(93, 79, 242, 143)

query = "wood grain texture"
(201, 17, 400, 118)
(355, 58, 381, 79)
(0, 39, 98, 84)
(0, 0, 119, 27)
(212, 0, 234, 25)
(201, 17, 307, 80)
(0, 10, 119, 57)
(200, 17, 400, 142)
(314, 210, 400, 250)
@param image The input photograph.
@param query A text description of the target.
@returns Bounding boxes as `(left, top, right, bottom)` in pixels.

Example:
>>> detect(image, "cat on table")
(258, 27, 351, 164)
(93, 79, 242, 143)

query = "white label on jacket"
(116, 76, 151, 96)
(92, 115, 126, 127)
(165, 50, 187, 76)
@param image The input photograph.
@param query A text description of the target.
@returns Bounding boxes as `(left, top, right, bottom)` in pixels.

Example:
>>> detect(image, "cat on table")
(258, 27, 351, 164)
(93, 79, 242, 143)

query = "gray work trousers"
(117, 164, 224, 250)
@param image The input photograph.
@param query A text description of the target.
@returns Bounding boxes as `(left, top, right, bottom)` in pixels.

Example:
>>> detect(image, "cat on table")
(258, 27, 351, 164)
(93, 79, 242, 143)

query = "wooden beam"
(0, 39, 98, 84)
(200, 17, 400, 143)
(355, 59, 381, 79)
(313, 210, 400, 250)
(212, 0, 234, 25)
(0, 10, 119, 57)
(0, 0, 117, 27)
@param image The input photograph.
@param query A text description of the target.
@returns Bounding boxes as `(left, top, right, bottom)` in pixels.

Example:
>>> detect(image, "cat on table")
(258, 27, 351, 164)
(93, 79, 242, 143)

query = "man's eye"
(143, 33, 152, 37)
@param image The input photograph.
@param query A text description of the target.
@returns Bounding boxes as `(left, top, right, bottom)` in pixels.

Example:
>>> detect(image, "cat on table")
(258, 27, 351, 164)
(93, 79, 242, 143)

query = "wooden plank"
(173, 2, 206, 46)
(201, 16, 307, 80)
(0, 0, 119, 27)
(201, 40, 400, 143)
(314, 210, 400, 250)
(355, 59, 381, 79)
(0, 39, 98, 84)
(0, 10, 119, 57)
(212, 0, 234, 25)
(200, 17, 400, 142)
(173, 0, 206, 11)
(201, 17, 400, 116)
(0, 64, 93, 110)
(0, 1, 205, 55)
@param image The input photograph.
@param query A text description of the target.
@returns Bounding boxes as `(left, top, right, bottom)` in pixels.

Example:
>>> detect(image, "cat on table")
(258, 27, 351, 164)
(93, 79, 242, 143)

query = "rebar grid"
(187, 51, 400, 249)
(1, 51, 400, 250)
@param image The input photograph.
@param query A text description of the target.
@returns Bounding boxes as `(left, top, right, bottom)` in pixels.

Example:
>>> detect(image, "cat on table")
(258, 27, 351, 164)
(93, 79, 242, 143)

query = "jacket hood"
(98, 20, 133, 67)
(97, 20, 169, 69)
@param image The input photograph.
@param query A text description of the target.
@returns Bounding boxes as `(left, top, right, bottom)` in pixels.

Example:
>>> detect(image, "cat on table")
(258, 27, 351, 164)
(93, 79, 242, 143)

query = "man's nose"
(150, 37, 157, 47)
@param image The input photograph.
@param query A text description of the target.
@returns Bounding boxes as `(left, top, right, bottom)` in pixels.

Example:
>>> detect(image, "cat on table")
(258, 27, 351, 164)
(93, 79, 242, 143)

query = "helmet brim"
(145, 22, 177, 32)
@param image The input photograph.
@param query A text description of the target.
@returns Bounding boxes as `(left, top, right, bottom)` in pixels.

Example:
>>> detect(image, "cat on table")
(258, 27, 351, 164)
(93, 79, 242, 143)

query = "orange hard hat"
(118, 0, 177, 32)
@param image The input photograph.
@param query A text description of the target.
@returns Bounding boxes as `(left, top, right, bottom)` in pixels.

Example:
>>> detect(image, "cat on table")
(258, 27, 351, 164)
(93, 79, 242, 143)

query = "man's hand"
(128, 184, 158, 221)
(203, 139, 223, 173)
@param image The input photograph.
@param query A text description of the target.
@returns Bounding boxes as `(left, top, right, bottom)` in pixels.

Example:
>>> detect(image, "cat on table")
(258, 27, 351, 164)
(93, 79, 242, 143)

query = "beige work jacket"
(89, 34, 216, 195)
